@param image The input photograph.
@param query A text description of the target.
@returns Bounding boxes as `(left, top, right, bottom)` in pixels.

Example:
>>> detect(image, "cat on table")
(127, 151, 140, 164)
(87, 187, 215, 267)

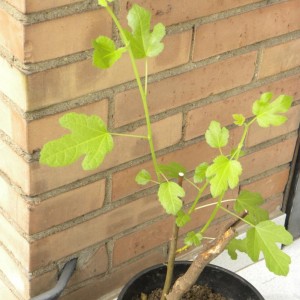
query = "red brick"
(0, 8, 24, 60)
(0, 175, 29, 233)
(241, 136, 298, 180)
(25, 31, 192, 111)
(6, 0, 83, 13)
(113, 217, 172, 267)
(259, 38, 300, 78)
(30, 270, 57, 297)
(193, 0, 300, 61)
(0, 138, 31, 193)
(0, 214, 29, 270)
(60, 249, 166, 300)
(30, 193, 166, 270)
(119, 0, 261, 27)
(0, 7, 111, 63)
(0, 280, 19, 300)
(241, 168, 290, 200)
(69, 245, 108, 286)
(0, 98, 27, 151)
(114, 52, 257, 126)
(24, 9, 112, 63)
(185, 76, 300, 141)
(266, 195, 285, 218)
(29, 180, 106, 234)
(0, 245, 29, 298)
(0, 57, 27, 111)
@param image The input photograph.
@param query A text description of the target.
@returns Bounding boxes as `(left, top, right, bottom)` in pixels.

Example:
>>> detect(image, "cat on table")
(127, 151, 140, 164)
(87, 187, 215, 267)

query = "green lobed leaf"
(40, 113, 113, 170)
(184, 231, 203, 247)
(205, 121, 229, 149)
(227, 237, 248, 260)
(247, 221, 293, 275)
(252, 93, 292, 128)
(158, 162, 186, 179)
(206, 155, 242, 198)
(135, 169, 151, 185)
(158, 181, 185, 215)
(233, 114, 245, 126)
(194, 162, 209, 183)
(93, 36, 126, 69)
(235, 190, 269, 225)
(176, 210, 191, 227)
(125, 4, 165, 59)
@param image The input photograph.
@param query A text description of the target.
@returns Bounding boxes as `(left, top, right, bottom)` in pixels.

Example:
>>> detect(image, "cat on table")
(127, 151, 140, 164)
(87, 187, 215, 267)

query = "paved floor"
(236, 238, 300, 300)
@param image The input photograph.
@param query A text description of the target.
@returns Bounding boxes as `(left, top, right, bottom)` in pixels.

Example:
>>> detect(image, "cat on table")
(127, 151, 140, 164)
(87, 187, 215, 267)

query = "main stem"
(106, 5, 161, 182)
(160, 174, 184, 300)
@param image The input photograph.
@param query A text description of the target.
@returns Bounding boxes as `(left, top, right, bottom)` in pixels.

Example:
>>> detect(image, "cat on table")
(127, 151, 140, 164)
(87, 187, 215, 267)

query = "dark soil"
(134, 284, 227, 300)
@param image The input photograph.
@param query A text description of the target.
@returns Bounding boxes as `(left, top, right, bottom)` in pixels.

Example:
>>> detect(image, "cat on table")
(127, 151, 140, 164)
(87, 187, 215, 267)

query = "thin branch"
(195, 199, 236, 211)
(110, 132, 149, 139)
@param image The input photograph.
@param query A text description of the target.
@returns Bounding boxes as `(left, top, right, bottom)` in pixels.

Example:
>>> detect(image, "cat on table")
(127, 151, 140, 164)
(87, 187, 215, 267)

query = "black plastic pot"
(118, 261, 264, 300)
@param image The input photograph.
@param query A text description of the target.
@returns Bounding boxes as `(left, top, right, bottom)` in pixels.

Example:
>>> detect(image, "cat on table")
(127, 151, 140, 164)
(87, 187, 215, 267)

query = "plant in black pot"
(39, 1, 294, 299)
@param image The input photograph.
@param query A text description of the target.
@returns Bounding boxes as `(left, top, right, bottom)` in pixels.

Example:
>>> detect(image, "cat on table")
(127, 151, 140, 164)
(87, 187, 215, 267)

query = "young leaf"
(158, 182, 185, 215)
(227, 237, 248, 260)
(252, 93, 292, 128)
(158, 162, 186, 179)
(135, 169, 151, 185)
(233, 114, 245, 126)
(93, 36, 126, 69)
(247, 221, 293, 275)
(235, 190, 269, 225)
(98, 0, 114, 7)
(205, 121, 229, 149)
(184, 231, 203, 247)
(206, 155, 242, 198)
(176, 210, 191, 227)
(40, 113, 113, 170)
(125, 4, 165, 58)
(194, 162, 209, 183)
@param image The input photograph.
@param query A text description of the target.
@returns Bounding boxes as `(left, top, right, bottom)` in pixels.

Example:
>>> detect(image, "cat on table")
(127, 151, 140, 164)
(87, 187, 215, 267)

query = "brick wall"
(0, 0, 299, 299)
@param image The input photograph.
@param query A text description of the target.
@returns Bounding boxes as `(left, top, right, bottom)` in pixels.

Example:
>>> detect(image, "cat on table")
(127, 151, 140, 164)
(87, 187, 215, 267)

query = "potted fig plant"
(39, 1, 294, 299)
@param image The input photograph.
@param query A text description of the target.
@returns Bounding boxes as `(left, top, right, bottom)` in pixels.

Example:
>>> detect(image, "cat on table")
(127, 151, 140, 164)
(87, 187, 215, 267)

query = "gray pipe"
(31, 258, 77, 300)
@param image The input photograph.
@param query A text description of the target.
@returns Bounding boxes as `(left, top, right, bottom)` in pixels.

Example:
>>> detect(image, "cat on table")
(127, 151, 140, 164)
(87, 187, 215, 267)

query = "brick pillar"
(0, 1, 299, 299)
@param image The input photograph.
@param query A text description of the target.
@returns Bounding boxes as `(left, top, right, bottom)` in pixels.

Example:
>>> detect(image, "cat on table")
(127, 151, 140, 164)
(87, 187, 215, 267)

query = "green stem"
(145, 59, 148, 95)
(110, 132, 148, 139)
(231, 116, 257, 160)
(220, 206, 254, 227)
(195, 199, 236, 211)
(184, 177, 201, 191)
(200, 191, 225, 235)
(106, 5, 161, 181)
(188, 182, 209, 215)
